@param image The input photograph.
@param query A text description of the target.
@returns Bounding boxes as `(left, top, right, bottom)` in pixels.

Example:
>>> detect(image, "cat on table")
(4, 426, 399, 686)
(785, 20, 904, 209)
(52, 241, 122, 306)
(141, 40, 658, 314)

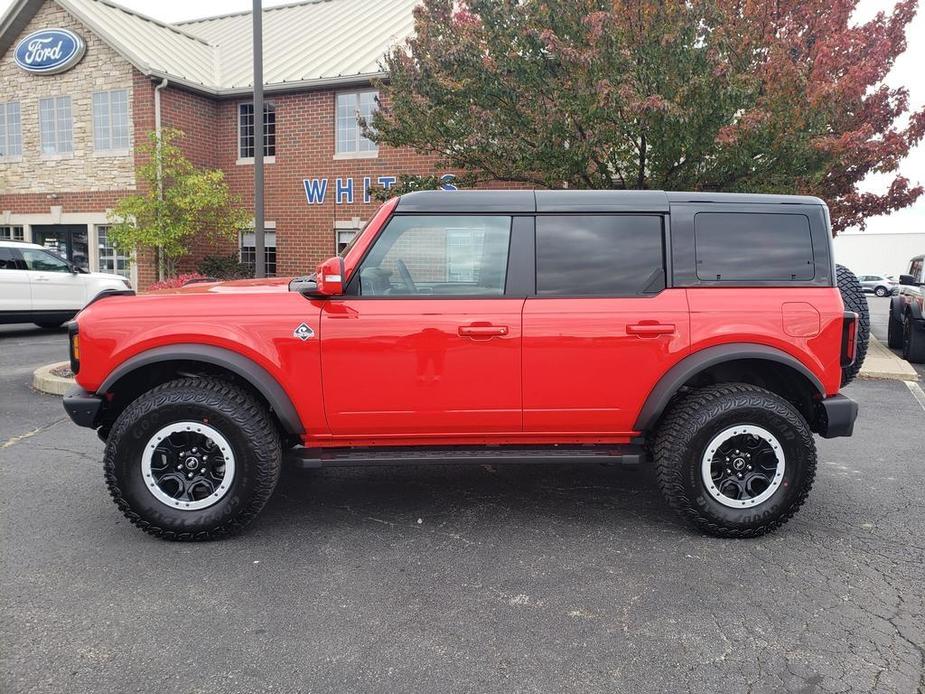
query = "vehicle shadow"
(257, 460, 682, 537)
(0, 324, 68, 338)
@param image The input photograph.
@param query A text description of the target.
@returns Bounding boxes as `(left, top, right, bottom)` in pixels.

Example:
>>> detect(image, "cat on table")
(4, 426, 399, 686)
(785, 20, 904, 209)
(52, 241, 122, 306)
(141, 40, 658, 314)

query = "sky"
(1, 0, 923, 234)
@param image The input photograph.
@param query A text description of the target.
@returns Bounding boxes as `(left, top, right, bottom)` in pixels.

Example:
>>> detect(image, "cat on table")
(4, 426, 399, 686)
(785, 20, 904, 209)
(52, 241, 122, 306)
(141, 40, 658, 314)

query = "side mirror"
(313, 256, 345, 296)
(899, 274, 918, 286)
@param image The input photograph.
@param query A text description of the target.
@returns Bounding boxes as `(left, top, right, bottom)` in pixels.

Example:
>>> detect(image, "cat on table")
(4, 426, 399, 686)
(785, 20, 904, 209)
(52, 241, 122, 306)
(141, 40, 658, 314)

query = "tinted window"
(357, 215, 511, 296)
(910, 259, 923, 283)
(0, 247, 21, 270)
(21, 248, 71, 272)
(535, 215, 664, 296)
(695, 212, 814, 281)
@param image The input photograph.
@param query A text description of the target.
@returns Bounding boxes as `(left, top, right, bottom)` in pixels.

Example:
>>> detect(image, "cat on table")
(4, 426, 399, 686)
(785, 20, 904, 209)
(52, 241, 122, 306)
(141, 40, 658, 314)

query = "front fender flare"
(633, 343, 825, 432)
(98, 344, 304, 435)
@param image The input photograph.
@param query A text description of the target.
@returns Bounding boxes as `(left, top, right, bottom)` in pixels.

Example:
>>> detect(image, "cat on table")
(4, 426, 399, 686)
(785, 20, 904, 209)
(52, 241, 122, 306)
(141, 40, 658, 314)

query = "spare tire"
(836, 264, 869, 386)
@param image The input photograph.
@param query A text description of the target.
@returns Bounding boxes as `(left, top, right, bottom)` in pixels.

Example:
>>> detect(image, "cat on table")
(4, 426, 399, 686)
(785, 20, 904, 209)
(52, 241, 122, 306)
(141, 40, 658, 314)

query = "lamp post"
(252, 0, 265, 278)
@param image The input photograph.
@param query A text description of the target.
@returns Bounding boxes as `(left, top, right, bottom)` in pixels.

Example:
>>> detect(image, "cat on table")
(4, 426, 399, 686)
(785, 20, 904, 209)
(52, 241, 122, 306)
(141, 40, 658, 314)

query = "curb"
(858, 335, 919, 382)
(33, 361, 76, 396)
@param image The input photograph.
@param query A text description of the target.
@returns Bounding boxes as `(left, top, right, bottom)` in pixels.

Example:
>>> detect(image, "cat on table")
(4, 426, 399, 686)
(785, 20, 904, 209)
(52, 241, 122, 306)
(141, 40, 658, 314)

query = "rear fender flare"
(98, 344, 304, 435)
(633, 343, 825, 432)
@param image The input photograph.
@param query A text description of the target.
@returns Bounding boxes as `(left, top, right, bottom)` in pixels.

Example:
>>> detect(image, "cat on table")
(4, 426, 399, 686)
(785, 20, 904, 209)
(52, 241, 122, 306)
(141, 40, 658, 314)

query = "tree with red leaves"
(371, 0, 925, 232)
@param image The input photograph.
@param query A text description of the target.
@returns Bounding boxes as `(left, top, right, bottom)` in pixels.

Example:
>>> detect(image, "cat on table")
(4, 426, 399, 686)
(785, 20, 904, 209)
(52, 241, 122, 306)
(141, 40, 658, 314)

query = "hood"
(87, 271, 131, 283)
(147, 277, 293, 295)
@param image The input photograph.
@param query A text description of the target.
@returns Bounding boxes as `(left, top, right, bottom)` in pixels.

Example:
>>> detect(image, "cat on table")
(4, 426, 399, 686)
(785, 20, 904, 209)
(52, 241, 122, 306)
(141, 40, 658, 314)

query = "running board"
(286, 444, 645, 468)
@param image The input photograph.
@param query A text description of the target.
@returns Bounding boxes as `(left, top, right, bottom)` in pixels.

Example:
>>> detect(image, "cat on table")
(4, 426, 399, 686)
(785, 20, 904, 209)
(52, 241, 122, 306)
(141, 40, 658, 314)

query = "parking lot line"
(904, 380, 925, 412)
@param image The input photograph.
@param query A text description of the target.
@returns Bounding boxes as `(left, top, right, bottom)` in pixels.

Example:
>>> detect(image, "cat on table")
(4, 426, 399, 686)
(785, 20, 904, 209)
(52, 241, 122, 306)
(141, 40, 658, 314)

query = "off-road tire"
(902, 314, 925, 363)
(104, 377, 281, 541)
(888, 304, 904, 349)
(653, 383, 816, 538)
(836, 264, 869, 386)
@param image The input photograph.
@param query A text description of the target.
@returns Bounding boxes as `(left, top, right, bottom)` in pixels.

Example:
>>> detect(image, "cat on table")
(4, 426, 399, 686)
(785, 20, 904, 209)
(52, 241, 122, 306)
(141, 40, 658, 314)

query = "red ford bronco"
(63, 191, 865, 541)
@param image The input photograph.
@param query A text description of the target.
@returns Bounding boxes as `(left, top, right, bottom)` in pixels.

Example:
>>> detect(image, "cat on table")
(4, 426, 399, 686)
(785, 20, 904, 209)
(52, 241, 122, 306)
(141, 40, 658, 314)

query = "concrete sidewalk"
(859, 334, 919, 381)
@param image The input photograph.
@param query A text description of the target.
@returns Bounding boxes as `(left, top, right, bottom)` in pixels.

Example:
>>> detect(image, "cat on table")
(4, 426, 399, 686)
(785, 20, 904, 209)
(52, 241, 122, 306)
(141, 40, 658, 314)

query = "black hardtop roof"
(395, 189, 826, 213)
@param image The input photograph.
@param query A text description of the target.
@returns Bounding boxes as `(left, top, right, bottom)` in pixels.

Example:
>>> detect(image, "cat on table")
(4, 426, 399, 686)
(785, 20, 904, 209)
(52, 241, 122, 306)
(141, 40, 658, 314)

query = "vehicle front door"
(0, 248, 32, 321)
(20, 248, 86, 312)
(522, 214, 690, 435)
(320, 214, 527, 439)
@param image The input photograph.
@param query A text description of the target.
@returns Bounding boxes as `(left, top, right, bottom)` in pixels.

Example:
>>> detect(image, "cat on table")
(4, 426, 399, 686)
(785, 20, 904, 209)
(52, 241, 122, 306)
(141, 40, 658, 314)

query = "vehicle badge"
(293, 323, 314, 341)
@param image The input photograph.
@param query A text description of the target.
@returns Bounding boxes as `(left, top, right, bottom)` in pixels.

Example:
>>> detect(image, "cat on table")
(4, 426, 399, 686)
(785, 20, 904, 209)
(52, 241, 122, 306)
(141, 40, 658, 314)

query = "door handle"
(33, 276, 50, 282)
(627, 323, 675, 336)
(458, 325, 508, 338)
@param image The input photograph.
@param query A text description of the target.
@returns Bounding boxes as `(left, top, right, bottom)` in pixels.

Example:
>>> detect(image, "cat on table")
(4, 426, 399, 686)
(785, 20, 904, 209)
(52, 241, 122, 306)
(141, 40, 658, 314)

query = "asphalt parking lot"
(1, 310, 923, 694)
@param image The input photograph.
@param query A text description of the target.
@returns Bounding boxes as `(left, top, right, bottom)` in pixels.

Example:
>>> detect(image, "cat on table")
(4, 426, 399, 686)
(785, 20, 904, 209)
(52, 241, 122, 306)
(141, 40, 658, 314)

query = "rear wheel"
(875, 286, 888, 297)
(902, 314, 925, 363)
(654, 383, 816, 538)
(104, 377, 281, 540)
(836, 264, 869, 386)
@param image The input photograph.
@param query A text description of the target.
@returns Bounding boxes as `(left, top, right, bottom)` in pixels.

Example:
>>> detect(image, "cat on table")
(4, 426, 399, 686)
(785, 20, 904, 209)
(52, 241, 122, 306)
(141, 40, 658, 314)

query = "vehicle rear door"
(19, 248, 86, 312)
(522, 213, 690, 435)
(0, 248, 32, 319)
(320, 213, 532, 439)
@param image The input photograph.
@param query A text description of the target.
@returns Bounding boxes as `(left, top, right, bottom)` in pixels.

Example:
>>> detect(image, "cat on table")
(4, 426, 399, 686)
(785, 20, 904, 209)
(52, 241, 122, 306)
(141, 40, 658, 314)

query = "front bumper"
(63, 387, 103, 429)
(817, 394, 858, 439)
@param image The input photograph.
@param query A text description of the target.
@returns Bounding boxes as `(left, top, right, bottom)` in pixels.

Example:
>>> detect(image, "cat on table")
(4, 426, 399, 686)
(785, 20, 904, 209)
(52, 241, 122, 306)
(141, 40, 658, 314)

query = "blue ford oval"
(14, 29, 85, 74)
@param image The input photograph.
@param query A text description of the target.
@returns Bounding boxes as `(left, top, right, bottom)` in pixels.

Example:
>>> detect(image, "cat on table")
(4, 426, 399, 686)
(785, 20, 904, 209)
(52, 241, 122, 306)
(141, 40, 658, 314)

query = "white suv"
(0, 241, 132, 329)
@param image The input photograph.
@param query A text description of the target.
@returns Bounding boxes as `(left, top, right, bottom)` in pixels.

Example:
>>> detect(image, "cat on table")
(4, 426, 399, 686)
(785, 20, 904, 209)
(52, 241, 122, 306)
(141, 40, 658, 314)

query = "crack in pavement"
(0, 417, 67, 449)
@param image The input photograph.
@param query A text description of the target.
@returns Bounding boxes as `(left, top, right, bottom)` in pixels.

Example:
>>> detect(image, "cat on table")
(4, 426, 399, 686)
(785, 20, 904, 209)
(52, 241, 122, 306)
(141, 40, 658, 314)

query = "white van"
(0, 241, 132, 328)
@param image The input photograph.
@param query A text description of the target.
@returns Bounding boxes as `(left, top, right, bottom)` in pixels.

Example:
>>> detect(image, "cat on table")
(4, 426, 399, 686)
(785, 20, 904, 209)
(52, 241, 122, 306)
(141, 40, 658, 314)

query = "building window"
(240, 230, 277, 276)
(336, 90, 378, 155)
(0, 225, 24, 241)
(39, 96, 72, 155)
(238, 103, 275, 159)
(0, 102, 22, 157)
(96, 225, 130, 278)
(336, 229, 358, 254)
(92, 90, 130, 151)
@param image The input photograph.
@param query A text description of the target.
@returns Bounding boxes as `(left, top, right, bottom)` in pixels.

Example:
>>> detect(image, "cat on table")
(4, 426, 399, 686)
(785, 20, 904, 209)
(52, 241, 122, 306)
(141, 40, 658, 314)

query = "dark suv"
(63, 191, 865, 541)
(888, 254, 925, 362)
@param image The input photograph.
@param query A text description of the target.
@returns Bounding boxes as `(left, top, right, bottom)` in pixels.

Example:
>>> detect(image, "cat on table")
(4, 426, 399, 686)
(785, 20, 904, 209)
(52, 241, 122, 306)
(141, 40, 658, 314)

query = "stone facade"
(0, 0, 135, 194)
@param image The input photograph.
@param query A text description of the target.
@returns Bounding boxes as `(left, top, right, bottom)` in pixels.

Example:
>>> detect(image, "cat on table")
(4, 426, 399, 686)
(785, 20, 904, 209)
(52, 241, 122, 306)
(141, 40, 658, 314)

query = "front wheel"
(875, 286, 888, 297)
(104, 377, 282, 540)
(653, 383, 816, 538)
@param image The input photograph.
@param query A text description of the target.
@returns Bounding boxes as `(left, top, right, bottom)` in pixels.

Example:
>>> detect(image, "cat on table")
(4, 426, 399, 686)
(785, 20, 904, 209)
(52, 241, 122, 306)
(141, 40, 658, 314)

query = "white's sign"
(15, 29, 86, 74)
(303, 174, 457, 205)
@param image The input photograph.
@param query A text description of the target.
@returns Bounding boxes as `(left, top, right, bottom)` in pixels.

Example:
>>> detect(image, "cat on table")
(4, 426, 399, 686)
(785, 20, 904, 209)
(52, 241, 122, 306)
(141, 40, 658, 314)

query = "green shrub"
(197, 254, 253, 280)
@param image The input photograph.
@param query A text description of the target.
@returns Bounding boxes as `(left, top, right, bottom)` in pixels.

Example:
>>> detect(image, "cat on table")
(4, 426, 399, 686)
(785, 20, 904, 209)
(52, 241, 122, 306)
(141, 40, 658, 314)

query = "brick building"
(0, 0, 451, 288)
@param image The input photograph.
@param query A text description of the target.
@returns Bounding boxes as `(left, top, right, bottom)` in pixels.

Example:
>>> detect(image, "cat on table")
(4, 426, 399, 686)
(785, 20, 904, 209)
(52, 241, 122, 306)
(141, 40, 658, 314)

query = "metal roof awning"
(0, 0, 418, 96)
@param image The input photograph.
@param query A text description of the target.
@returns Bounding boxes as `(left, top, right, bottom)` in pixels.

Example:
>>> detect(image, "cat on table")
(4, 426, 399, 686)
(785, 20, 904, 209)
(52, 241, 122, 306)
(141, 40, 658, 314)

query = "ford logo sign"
(14, 29, 85, 75)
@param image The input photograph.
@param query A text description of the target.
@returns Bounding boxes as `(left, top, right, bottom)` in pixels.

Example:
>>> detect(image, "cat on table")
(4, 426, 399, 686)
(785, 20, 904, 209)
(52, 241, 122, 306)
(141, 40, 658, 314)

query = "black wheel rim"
(142, 422, 235, 510)
(701, 425, 785, 509)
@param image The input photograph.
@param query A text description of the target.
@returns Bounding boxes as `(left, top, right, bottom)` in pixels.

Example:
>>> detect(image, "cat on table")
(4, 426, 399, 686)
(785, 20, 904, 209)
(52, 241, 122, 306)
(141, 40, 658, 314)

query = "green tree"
(109, 129, 249, 279)
(370, 0, 925, 232)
